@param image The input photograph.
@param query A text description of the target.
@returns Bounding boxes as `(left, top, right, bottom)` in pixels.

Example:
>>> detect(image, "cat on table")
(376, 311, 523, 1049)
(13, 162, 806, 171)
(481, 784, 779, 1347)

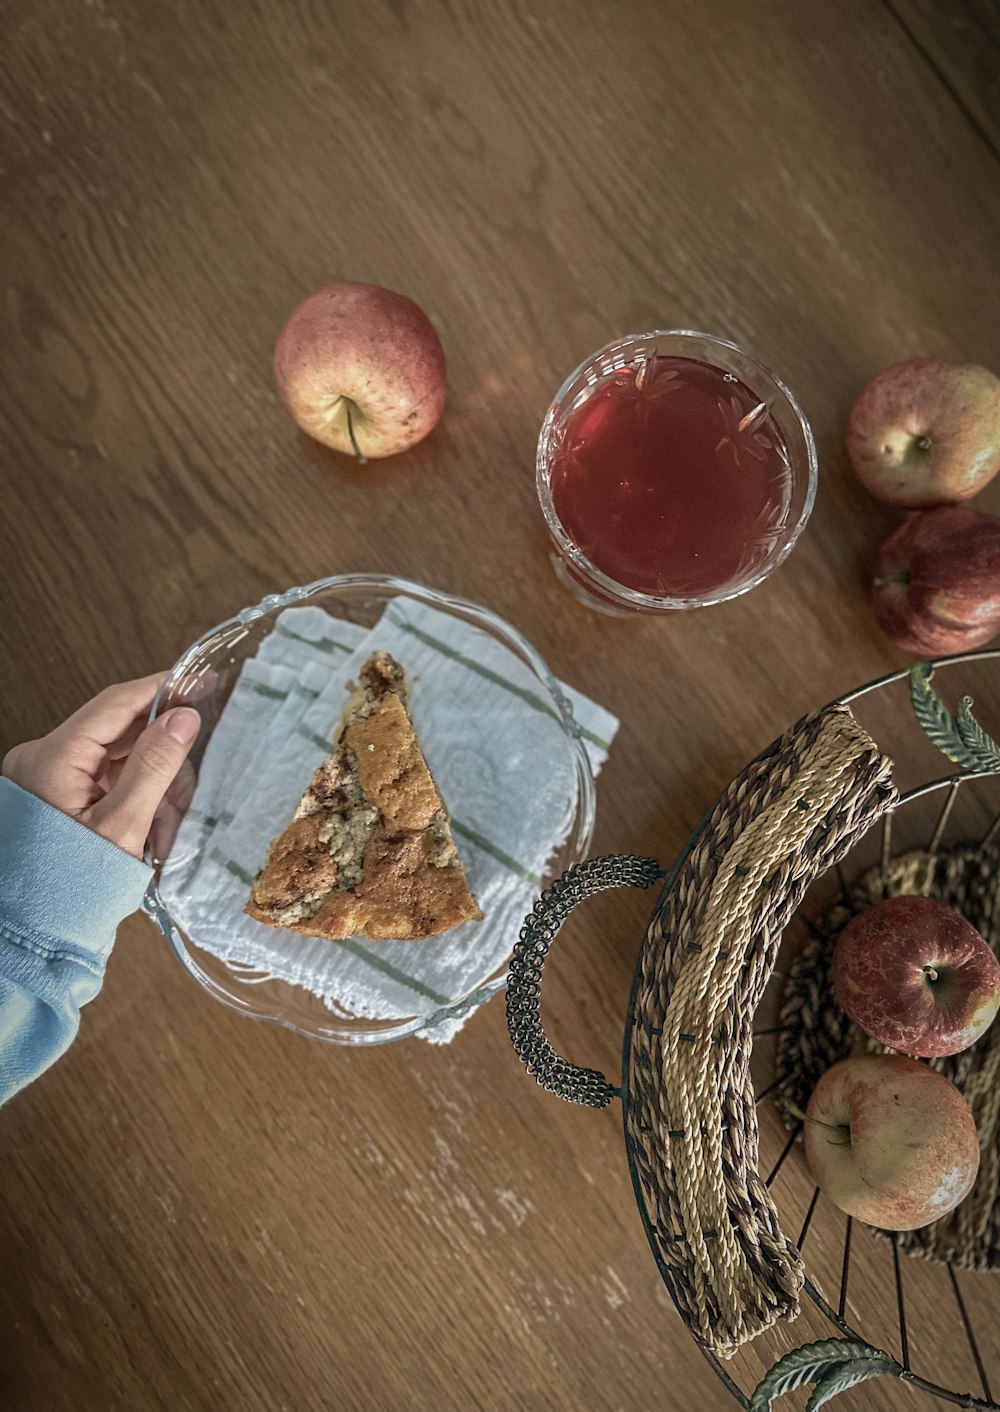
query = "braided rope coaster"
(776, 843, 1000, 1272)
(624, 704, 896, 1358)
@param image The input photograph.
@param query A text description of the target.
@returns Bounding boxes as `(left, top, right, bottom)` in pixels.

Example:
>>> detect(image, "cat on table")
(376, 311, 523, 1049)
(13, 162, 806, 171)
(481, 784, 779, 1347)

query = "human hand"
(2, 674, 200, 861)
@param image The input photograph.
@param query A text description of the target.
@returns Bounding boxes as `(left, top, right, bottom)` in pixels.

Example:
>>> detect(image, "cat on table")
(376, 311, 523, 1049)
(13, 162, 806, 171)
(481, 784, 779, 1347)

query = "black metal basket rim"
(840, 646, 1000, 706)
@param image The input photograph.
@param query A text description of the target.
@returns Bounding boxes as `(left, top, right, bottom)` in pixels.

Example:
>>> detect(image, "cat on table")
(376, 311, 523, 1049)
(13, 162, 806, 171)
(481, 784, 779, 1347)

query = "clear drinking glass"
(536, 330, 818, 615)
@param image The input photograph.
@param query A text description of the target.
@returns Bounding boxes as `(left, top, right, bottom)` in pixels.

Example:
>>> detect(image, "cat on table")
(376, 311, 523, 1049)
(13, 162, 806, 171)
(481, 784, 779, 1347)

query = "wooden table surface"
(3, 1, 1000, 1408)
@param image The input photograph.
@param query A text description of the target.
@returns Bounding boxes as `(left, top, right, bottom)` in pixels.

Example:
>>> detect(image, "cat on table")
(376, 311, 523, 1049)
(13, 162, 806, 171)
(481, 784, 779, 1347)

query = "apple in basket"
(802, 1055, 979, 1230)
(871, 505, 1000, 655)
(273, 281, 446, 460)
(832, 895, 1000, 1057)
(847, 357, 1000, 507)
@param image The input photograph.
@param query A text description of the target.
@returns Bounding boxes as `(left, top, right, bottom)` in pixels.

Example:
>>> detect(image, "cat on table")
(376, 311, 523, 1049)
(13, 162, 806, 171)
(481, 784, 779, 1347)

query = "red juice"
(547, 355, 792, 599)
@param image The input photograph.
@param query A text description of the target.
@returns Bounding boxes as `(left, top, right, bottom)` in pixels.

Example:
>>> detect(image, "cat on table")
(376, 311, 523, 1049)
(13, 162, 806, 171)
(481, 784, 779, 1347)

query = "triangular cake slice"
(245, 651, 483, 941)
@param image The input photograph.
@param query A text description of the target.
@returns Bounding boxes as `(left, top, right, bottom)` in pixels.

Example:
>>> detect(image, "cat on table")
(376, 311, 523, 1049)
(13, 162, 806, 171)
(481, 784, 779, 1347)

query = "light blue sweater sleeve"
(0, 776, 152, 1105)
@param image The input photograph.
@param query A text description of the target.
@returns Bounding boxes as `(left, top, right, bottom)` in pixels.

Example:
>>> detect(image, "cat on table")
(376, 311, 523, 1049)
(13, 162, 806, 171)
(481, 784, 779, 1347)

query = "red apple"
(803, 1055, 979, 1230)
(847, 358, 1000, 507)
(273, 282, 446, 460)
(833, 895, 1000, 1057)
(871, 505, 1000, 654)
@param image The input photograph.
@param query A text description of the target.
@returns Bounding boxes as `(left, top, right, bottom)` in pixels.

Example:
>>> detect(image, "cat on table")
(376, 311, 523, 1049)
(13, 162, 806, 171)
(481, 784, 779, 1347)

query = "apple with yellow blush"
(802, 1055, 979, 1231)
(273, 282, 446, 461)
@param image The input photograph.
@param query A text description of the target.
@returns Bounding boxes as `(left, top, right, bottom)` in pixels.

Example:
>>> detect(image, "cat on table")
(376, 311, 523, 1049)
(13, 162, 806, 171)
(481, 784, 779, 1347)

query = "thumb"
(87, 708, 201, 859)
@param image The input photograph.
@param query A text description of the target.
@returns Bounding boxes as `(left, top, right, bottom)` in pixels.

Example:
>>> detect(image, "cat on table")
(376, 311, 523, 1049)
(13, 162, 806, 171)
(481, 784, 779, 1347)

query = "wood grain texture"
(887, 0, 1000, 160)
(2, 0, 1000, 1407)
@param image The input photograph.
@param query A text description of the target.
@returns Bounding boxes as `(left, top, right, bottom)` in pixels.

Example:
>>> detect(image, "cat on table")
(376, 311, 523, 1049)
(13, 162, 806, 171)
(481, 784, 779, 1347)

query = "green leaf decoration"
(750, 1338, 900, 1412)
(805, 1358, 899, 1411)
(955, 695, 1000, 771)
(909, 663, 1000, 773)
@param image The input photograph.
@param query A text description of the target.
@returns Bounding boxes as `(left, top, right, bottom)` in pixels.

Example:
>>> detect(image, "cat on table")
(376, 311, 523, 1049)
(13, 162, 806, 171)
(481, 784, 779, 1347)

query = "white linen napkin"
(158, 601, 618, 1042)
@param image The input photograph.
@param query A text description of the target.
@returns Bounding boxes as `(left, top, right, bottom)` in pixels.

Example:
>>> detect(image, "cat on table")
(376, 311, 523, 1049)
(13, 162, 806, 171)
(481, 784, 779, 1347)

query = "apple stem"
(915, 434, 932, 452)
(923, 964, 938, 983)
(786, 1102, 851, 1144)
(883, 567, 911, 588)
(346, 405, 368, 465)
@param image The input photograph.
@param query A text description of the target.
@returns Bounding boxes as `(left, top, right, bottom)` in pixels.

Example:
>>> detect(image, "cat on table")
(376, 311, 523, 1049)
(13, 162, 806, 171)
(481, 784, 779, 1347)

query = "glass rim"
(535, 329, 819, 612)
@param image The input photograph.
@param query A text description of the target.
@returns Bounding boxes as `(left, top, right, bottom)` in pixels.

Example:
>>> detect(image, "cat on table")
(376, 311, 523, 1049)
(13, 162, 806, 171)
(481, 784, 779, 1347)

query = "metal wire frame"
(621, 649, 1000, 1411)
(758, 766, 1000, 1399)
(754, 776, 1000, 1408)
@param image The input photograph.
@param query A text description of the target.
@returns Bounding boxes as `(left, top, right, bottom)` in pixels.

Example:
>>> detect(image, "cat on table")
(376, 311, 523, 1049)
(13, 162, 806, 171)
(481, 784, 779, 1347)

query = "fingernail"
(162, 707, 201, 746)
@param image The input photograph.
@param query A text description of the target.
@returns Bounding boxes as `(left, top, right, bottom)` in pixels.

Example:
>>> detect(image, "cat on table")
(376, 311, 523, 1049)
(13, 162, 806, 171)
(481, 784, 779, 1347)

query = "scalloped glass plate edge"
(143, 573, 597, 1046)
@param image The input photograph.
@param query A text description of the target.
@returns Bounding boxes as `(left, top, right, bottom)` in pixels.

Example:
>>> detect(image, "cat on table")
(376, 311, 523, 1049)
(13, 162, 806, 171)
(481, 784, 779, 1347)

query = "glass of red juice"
(536, 331, 818, 614)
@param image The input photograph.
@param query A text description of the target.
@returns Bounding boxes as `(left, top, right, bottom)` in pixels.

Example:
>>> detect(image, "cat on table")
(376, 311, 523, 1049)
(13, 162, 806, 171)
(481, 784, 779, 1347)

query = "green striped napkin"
(159, 600, 617, 1043)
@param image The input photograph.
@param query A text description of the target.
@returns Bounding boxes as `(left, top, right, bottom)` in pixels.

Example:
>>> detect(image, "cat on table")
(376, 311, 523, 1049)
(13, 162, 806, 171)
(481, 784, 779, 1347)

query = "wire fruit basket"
(507, 652, 1000, 1410)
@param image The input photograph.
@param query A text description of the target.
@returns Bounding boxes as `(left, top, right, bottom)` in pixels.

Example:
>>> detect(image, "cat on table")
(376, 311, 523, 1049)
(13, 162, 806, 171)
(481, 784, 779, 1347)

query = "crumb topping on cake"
(245, 650, 482, 941)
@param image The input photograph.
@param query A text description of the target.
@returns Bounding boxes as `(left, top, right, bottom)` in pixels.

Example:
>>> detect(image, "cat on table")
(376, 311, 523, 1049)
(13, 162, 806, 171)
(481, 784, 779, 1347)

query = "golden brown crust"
(295, 825, 482, 941)
(345, 694, 440, 831)
(245, 651, 482, 942)
(248, 814, 338, 910)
